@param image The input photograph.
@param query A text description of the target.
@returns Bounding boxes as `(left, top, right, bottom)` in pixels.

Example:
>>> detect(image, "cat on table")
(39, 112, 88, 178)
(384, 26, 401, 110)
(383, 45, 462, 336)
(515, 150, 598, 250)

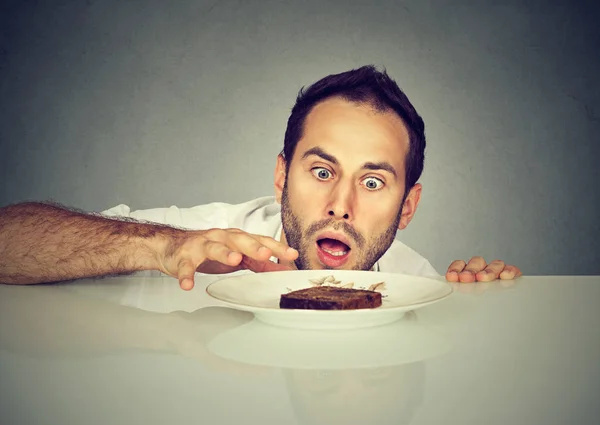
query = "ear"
(398, 183, 422, 230)
(274, 154, 287, 204)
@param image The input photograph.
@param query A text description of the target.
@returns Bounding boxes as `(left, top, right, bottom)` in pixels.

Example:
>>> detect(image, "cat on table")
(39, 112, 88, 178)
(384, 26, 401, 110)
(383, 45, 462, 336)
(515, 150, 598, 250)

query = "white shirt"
(102, 196, 439, 277)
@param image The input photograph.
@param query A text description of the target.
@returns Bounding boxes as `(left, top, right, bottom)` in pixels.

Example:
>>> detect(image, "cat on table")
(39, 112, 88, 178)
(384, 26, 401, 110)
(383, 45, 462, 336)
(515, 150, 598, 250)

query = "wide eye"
(312, 167, 332, 180)
(362, 177, 384, 190)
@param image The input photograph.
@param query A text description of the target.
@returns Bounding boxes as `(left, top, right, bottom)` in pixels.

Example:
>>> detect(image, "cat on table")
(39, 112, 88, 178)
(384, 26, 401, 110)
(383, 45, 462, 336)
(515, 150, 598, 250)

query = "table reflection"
(205, 312, 450, 425)
(284, 364, 423, 425)
(0, 281, 451, 425)
(2, 276, 598, 425)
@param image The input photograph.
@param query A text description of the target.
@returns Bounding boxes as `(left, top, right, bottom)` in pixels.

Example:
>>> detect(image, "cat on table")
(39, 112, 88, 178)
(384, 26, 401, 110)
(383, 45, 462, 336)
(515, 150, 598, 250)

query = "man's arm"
(0, 202, 175, 284)
(0, 202, 298, 288)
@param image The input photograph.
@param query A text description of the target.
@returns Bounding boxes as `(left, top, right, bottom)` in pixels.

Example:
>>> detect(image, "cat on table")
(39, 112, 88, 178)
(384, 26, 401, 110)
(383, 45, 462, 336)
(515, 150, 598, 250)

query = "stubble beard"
(280, 181, 402, 271)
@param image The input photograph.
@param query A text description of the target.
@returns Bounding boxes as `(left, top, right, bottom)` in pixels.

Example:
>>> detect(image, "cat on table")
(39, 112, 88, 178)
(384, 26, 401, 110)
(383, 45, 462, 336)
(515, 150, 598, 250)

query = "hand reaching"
(155, 228, 299, 290)
(446, 256, 522, 283)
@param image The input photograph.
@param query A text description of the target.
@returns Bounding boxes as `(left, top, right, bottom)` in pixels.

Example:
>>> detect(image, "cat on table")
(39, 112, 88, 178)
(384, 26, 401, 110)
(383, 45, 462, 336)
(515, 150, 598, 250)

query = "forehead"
(298, 97, 410, 168)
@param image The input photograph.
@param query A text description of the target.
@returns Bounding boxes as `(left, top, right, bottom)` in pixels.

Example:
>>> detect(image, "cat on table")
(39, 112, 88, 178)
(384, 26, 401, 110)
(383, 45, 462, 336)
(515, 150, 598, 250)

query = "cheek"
(355, 195, 401, 231)
(288, 173, 329, 210)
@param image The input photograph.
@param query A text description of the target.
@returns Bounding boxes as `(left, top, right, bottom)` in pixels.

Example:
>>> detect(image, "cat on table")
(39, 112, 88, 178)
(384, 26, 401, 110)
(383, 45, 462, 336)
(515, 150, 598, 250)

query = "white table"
(1, 275, 599, 425)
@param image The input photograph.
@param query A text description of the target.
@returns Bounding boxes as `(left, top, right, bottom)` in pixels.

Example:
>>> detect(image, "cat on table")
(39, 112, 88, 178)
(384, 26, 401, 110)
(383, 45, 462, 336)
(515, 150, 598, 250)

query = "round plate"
(206, 270, 453, 330)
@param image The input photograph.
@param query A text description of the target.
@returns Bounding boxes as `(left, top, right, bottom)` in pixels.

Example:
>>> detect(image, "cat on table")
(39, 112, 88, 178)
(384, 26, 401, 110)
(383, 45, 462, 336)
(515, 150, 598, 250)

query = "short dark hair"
(282, 65, 426, 193)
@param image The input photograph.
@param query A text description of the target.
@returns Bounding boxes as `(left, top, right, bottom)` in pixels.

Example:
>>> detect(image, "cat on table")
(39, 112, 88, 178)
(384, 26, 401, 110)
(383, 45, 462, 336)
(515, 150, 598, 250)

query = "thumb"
(177, 260, 197, 290)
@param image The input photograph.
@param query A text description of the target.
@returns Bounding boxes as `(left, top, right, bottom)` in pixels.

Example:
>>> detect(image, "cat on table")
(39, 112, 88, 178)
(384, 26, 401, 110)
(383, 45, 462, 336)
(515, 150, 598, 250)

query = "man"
(0, 66, 521, 290)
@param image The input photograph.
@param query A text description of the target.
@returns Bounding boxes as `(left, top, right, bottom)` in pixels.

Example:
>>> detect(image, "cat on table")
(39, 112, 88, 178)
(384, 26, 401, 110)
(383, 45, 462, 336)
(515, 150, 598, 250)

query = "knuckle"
(177, 258, 191, 269)
(202, 239, 217, 250)
(203, 228, 222, 239)
(449, 259, 465, 269)
(256, 235, 276, 246)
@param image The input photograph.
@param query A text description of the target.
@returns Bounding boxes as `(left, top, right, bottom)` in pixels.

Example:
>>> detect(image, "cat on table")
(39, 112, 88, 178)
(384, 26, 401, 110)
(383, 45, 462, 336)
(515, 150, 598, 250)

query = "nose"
(327, 180, 354, 221)
(328, 209, 349, 219)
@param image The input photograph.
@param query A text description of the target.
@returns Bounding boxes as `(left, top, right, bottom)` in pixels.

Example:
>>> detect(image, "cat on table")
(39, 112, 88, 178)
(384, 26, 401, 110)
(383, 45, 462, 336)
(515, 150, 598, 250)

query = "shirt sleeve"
(100, 203, 230, 230)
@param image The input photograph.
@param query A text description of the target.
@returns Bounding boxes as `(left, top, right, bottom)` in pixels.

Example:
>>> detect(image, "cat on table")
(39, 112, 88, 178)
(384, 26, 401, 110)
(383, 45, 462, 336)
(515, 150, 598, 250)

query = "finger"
(200, 229, 268, 263)
(203, 240, 243, 266)
(460, 256, 486, 283)
(458, 271, 476, 283)
(223, 232, 276, 262)
(206, 229, 298, 263)
(464, 256, 487, 273)
(446, 260, 466, 282)
(177, 260, 197, 291)
(499, 265, 521, 280)
(242, 257, 293, 273)
(255, 235, 299, 262)
(475, 260, 505, 282)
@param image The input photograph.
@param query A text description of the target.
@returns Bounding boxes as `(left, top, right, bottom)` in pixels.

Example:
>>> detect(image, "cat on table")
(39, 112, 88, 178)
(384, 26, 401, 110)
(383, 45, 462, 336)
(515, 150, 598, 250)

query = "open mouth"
(316, 237, 351, 268)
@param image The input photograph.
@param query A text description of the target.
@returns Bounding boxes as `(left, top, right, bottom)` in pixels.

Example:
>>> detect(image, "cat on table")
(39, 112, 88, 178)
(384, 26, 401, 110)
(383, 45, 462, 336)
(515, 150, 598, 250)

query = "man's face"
(276, 97, 420, 271)
(283, 365, 423, 425)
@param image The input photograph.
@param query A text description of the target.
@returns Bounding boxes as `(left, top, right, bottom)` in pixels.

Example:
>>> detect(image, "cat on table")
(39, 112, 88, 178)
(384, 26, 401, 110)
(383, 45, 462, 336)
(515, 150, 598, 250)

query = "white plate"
(206, 270, 453, 330)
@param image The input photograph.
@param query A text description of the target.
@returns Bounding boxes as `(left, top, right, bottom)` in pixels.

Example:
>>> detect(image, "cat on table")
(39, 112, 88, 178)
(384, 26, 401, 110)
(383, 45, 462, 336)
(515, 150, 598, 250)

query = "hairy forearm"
(0, 202, 180, 284)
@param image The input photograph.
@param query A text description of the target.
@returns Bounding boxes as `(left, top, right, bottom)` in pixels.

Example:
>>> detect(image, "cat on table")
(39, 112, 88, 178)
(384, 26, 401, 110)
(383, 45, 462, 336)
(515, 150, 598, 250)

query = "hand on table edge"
(445, 256, 522, 283)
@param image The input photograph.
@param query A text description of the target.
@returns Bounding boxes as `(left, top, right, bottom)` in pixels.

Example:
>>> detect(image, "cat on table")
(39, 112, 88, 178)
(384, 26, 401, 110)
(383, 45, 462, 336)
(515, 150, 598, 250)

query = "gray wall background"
(1, 0, 599, 275)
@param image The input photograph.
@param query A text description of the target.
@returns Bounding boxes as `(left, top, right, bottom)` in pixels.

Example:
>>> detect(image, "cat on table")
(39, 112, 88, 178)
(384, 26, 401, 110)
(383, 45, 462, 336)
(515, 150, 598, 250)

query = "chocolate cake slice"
(280, 286, 382, 310)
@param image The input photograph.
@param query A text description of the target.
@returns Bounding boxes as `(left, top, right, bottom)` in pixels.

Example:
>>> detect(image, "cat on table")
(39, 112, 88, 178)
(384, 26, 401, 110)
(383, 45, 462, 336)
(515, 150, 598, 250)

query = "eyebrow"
(301, 147, 338, 165)
(301, 147, 398, 179)
(362, 161, 398, 179)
